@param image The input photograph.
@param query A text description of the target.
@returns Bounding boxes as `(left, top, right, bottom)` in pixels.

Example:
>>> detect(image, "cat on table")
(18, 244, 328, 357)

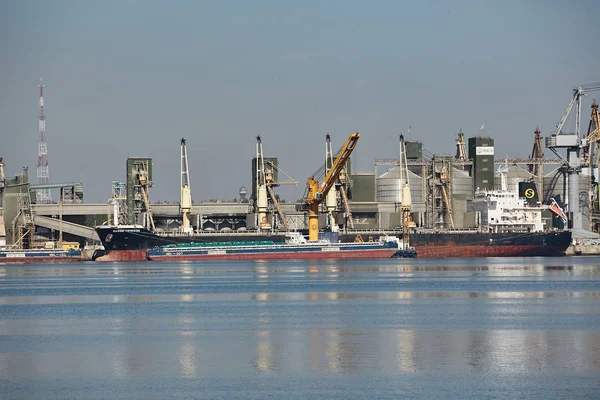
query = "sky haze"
(1, 0, 599, 202)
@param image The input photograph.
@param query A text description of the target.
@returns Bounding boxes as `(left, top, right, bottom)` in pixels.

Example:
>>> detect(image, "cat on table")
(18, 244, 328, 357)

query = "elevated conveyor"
(34, 215, 99, 241)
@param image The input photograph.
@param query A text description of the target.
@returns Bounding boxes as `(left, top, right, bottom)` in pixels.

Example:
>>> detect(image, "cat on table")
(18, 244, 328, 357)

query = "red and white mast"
(36, 78, 52, 203)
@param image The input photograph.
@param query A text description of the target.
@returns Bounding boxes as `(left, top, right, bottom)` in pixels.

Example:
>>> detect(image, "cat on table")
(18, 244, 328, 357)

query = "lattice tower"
(36, 78, 52, 203)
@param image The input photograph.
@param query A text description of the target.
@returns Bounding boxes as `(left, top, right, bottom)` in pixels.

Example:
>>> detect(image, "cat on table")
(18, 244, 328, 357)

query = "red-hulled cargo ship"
(146, 232, 404, 261)
(0, 248, 82, 263)
(406, 230, 571, 258)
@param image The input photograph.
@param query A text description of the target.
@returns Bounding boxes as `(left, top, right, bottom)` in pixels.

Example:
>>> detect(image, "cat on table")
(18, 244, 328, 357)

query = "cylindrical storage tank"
(376, 167, 423, 203)
(543, 168, 588, 207)
(452, 168, 473, 197)
(494, 165, 534, 194)
(544, 168, 564, 203)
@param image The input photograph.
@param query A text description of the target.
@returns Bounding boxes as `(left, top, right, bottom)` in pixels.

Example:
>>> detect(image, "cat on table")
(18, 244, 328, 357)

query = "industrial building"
(0, 130, 588, 249)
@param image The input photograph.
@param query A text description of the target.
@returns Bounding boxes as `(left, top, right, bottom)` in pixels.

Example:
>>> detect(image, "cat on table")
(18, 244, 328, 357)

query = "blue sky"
(1, 0, 599, 202)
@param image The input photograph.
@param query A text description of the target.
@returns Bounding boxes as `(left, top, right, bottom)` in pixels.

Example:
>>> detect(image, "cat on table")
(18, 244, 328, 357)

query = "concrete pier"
(566, 245, 600, 256)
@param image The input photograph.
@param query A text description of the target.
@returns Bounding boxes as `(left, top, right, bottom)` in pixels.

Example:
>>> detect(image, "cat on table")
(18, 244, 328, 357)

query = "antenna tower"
(36, 78, 52, 203)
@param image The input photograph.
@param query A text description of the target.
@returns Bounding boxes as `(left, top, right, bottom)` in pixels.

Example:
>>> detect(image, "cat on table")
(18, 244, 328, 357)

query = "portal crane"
(398, 135, 413, 247)
(305, 132, 359, 241)
(324, 135, 339, 232)
(455, 129, 466, 162)
(583, 99, 600, 166)
(255, 136, 292, 230)
(584, 100, 600, 231)
(529, 127, 544, 195)
(255, 136, 269, 229)
(180, 138, 193, 234)
(338, 167, 354, 229)
(529, 127, 544, 173)
(545, 83, 600, 231)
(137, 169, 155, 231)
(0, 157, 5, 189)
(439, 163, 454, 229)
(326, 135, 355, 230)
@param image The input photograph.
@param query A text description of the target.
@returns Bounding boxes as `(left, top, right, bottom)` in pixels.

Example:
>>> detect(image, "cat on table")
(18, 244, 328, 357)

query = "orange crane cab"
(304, 132, 359, 241)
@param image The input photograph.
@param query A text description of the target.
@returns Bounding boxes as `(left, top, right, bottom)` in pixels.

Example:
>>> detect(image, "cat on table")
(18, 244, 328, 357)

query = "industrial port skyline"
(1, 1, 599, 202)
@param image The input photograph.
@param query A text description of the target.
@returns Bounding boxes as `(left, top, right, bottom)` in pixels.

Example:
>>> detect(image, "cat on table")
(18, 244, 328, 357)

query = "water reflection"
(396, 330, 417, 373)
(2, 290, 600, 306)
(1, 317, 598, 379)
(1, 258, 599, 383)
(1, 261, 599, 278)
(254, 330, 275, 373)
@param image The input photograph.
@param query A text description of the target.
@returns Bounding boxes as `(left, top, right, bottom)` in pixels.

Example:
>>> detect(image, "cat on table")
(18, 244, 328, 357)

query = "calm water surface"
(1, 257, 599, 399)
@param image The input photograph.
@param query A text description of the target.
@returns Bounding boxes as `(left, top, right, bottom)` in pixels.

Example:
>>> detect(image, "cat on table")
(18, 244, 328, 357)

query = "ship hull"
(0, 249, 82, 263)
(407, 231, 571, 258)
(96, 226, 572, 259)
(93, 249, 148, 262)
(413, 244, 565, 258)
(95, 226, 283, 251)
(149, 248, 397, 261)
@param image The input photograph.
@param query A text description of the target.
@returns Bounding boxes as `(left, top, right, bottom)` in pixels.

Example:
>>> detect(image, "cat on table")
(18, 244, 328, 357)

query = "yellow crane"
(305, 132, 359, 241)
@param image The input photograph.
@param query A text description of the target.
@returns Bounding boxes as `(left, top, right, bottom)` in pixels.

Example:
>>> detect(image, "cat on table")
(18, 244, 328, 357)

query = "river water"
(0, 257, 599, 399)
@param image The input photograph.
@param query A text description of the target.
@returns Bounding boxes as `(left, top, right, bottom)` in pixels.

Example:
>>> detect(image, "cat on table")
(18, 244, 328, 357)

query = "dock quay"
(566, 245, 600, 256)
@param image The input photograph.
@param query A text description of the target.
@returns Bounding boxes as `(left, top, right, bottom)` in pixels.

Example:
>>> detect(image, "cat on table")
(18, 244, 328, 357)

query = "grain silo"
(452, 168, 472, 197)
(452, 168, 474, 229)
(376, 166, 425, 214)
(494, 165, 534, 194)
(544, 167, 591, 229)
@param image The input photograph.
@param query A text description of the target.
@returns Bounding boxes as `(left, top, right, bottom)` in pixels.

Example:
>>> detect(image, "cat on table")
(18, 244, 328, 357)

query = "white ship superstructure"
(473, 167, 545, 233)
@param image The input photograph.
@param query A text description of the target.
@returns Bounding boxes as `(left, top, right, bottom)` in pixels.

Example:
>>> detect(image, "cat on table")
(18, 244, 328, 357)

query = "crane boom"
(305, 132, 359, 241)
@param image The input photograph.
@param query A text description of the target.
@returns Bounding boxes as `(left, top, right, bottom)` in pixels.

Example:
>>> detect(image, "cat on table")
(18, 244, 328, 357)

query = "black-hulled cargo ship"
(94, 225, 571, 260)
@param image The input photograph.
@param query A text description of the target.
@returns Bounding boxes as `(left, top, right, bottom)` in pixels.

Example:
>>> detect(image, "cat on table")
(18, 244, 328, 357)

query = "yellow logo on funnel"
(525, 188, 535, 199)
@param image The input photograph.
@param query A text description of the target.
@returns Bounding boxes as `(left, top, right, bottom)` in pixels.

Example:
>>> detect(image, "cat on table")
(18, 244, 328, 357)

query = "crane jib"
(305, 132, 360, 241)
